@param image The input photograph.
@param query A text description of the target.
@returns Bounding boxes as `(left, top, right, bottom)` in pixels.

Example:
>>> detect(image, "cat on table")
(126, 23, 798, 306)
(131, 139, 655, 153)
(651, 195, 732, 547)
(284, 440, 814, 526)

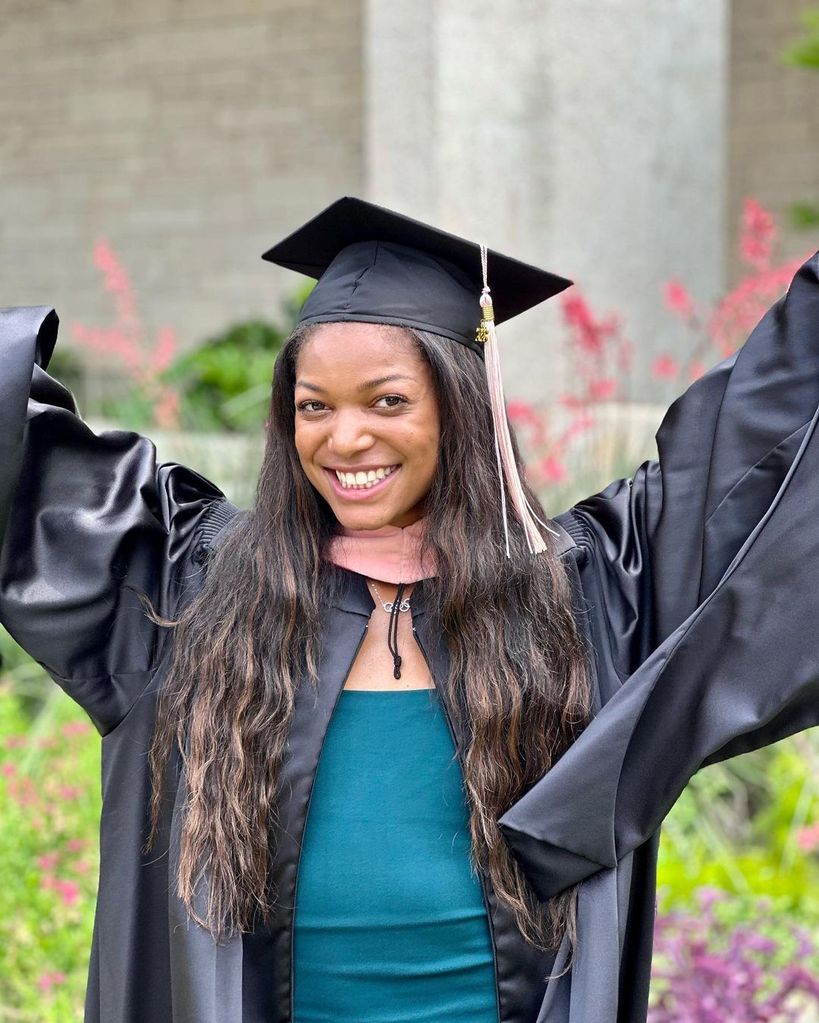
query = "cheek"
(293, 423, 316, 469)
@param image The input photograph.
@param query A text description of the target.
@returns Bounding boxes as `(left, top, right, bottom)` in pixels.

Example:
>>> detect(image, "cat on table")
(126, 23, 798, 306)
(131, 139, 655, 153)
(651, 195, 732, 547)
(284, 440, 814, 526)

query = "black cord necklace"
(368, 580, 411, 680)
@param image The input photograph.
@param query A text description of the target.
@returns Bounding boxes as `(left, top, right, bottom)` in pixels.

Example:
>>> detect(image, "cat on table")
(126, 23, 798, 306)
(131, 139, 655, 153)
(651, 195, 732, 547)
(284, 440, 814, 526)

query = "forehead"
(295, 322, 425, 380)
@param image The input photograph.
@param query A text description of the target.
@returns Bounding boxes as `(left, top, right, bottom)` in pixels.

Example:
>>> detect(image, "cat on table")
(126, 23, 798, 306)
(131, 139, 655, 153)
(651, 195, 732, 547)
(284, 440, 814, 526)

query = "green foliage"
(159, 320, 281, 432)
(43, 346, 85, 400)
(788, 200, 819, 230)
(160, 282, 314, 433)
(658, 733, 819, 927)
(0, 684, 100, 1021)
(782, 9, 819, 69)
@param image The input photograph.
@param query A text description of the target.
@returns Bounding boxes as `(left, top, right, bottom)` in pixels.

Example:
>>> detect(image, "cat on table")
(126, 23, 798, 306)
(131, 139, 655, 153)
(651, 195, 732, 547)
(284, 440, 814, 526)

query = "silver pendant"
(383, 598, 412, 613)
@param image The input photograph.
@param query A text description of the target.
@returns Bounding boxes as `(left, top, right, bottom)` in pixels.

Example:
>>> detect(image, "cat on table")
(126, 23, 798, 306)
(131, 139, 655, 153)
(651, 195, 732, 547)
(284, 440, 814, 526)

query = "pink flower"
(37, 971, 67, 994)
(55, 879, 81, 906)
(708, 258, 805, 355)
(652, 354, 679, 380)
(663, 280, 696, 320)
(61, 720, 91, 739)
(66, 838, 86, 853)
(58, 785, 82, 802)
(153, 387, 180, 431)
(537, 455, 567, 484)
(796, 822, 819, 852)
(739, 198, 776, 271)
(562, 293, 619, 356)
(9, 776, 38, 808)
(37, 853, 60, 871)
(589, 377, 617, 401)
(4, 735, 26, 750)
(1, 761, 17, 778)
(507, 399, 546, 447)
(41, 873, 82, 905)
(148, 326, 178, 375)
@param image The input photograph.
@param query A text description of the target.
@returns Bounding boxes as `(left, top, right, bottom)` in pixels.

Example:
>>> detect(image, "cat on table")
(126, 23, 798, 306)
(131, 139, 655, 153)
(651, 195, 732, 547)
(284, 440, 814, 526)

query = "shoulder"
(188, 494, 245, 567)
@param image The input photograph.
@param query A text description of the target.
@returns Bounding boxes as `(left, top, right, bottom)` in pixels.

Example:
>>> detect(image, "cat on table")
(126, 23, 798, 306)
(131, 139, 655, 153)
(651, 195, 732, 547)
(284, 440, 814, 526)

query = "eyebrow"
(295, 374, 413, 394)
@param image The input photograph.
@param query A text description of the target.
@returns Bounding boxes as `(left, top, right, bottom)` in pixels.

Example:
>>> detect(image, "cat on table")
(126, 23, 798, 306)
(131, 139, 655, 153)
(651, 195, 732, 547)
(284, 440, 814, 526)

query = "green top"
(293, 688, 498, 1022)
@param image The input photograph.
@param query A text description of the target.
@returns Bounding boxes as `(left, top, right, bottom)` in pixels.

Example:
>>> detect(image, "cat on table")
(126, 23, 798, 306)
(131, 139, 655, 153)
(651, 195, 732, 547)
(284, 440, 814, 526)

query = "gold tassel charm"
(477, 244, 558, 557)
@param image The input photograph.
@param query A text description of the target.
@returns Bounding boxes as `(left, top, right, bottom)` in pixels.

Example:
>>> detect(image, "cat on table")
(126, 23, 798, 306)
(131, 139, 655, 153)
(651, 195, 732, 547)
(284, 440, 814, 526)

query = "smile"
(323, 465, 401, 500)
(334, 465, 399, 489)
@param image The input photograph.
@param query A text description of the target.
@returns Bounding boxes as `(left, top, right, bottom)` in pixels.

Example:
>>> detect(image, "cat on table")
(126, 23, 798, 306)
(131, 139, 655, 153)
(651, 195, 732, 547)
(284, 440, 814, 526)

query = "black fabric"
(1, 254, 819, 1022)
(261, 196, 572, 349)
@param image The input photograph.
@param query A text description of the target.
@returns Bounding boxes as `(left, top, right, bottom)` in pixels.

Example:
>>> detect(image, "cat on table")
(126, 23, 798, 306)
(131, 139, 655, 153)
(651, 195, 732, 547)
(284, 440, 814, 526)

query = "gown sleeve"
(0, 306, 228, 735)
(497, 251, 819, 900)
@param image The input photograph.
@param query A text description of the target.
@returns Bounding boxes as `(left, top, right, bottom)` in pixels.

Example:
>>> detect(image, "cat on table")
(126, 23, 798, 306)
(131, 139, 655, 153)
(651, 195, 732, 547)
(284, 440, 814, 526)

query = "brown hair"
(145, 323, 592, 951)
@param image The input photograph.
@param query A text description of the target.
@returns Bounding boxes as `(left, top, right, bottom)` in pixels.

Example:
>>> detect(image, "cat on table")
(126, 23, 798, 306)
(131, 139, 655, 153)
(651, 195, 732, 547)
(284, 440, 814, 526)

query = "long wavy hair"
(145, 322, 592, 952)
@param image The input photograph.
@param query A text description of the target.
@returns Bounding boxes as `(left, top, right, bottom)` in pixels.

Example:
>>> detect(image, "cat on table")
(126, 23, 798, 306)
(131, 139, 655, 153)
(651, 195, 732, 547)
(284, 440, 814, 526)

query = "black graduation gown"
(1, 252, 819, 1023)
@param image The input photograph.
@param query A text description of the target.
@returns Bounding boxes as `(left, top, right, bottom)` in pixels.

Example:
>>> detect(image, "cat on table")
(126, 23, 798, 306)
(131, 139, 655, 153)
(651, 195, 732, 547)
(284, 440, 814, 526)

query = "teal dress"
(293, 688, 499, 1023)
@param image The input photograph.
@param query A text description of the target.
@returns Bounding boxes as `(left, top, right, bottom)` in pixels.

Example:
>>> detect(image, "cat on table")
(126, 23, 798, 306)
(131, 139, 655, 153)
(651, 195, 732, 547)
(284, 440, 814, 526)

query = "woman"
(2, 197, 819, 1023)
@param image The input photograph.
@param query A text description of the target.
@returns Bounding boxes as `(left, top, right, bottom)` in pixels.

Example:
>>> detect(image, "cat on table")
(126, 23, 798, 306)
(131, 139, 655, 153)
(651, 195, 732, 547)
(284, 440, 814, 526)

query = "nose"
(327, 409, 374, 459)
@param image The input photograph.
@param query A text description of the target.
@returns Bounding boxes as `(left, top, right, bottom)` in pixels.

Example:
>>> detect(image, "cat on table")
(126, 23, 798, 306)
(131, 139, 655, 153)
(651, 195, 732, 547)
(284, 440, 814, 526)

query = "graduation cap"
(262, 196, 571, 555)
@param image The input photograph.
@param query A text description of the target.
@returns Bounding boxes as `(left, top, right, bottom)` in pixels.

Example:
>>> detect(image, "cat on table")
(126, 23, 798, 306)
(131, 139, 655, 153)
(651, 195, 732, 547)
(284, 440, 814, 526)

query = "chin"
(334, 507, 394, 531)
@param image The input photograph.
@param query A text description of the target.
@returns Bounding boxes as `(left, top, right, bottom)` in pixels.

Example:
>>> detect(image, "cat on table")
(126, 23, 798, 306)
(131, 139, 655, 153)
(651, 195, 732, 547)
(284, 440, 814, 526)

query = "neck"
(324, 517, 437, 583)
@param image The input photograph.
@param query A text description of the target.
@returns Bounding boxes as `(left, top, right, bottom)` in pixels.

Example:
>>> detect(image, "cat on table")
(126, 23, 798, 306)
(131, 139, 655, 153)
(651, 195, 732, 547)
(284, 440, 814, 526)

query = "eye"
(374, 394, 408, 409)
(296, 399, 328, 414)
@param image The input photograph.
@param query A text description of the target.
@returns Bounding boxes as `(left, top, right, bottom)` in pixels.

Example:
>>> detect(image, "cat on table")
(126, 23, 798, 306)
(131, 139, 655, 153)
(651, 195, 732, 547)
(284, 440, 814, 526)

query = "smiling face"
(293, 322, 442, 531)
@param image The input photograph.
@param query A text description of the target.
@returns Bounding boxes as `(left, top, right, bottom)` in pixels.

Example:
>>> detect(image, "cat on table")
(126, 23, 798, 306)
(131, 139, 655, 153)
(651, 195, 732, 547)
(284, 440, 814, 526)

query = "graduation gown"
(2, 252, 819, 1023)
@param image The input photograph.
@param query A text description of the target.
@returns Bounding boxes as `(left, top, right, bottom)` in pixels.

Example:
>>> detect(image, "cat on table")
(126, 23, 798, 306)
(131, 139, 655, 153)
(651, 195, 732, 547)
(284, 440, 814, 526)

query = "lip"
(324, 464, 398, 473)
(323, 466, 401, 501)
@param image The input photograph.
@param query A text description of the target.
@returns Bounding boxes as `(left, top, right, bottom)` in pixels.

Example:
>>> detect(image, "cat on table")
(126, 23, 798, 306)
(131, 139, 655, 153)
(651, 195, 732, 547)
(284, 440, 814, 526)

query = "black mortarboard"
(261, 196, 572, 355)
(262, 196, 569, 556)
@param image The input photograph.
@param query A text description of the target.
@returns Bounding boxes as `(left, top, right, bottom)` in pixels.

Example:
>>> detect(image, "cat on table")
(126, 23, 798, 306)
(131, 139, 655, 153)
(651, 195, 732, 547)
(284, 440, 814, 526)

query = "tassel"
(477, 244, 558, 557)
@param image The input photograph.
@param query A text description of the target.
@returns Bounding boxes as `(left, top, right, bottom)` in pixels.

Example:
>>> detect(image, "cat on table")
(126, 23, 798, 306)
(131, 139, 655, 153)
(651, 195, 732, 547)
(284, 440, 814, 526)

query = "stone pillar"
(363, 0, 729, 402)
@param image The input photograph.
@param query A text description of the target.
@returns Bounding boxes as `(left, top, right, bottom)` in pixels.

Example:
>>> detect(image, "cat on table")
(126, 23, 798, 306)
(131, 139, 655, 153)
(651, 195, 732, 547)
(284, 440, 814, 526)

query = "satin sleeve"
(0, 306, 227, 735)
(498, 251, 819, 898)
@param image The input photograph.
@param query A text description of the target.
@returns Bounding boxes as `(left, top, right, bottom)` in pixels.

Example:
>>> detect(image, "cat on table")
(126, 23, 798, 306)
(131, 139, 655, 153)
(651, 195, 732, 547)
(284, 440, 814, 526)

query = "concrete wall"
(4, 1, 733, 406)
(1, 0, 365, 355)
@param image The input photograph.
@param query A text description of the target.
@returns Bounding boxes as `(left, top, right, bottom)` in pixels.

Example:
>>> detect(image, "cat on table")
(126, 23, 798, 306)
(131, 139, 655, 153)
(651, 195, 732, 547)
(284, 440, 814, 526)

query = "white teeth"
(333, 465, 398, 489)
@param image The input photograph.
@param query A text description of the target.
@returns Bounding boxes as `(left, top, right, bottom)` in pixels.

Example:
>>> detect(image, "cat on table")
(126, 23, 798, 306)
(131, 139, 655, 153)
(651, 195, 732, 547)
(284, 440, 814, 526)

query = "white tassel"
(478, 244, 558, 557)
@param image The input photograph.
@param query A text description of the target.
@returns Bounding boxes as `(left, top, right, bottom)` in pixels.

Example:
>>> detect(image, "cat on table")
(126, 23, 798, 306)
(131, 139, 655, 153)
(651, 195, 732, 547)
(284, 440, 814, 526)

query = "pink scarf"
(324, 518, 437, 583)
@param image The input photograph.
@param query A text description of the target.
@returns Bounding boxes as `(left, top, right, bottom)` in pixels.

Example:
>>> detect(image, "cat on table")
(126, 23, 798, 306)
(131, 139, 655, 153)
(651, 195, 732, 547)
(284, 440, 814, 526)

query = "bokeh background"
(2, 1, 819, 1019)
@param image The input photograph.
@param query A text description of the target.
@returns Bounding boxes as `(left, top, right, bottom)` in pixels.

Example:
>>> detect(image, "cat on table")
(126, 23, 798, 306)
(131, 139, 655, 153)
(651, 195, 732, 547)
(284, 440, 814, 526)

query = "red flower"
(651, 355, 679, 379)
(663, 280, 696, 320)
(739, 198, 776, 271)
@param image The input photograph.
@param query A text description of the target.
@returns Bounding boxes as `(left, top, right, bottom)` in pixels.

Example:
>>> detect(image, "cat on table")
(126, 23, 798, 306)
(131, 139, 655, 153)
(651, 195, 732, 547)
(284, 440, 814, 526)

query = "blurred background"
(2, 1, 819, 1019)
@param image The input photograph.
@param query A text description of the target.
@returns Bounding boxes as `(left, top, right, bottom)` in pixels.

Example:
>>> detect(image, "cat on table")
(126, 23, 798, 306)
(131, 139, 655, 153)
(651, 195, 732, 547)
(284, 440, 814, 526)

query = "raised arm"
(0, 306, 228, 734)
(498, 251, 819, 897)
